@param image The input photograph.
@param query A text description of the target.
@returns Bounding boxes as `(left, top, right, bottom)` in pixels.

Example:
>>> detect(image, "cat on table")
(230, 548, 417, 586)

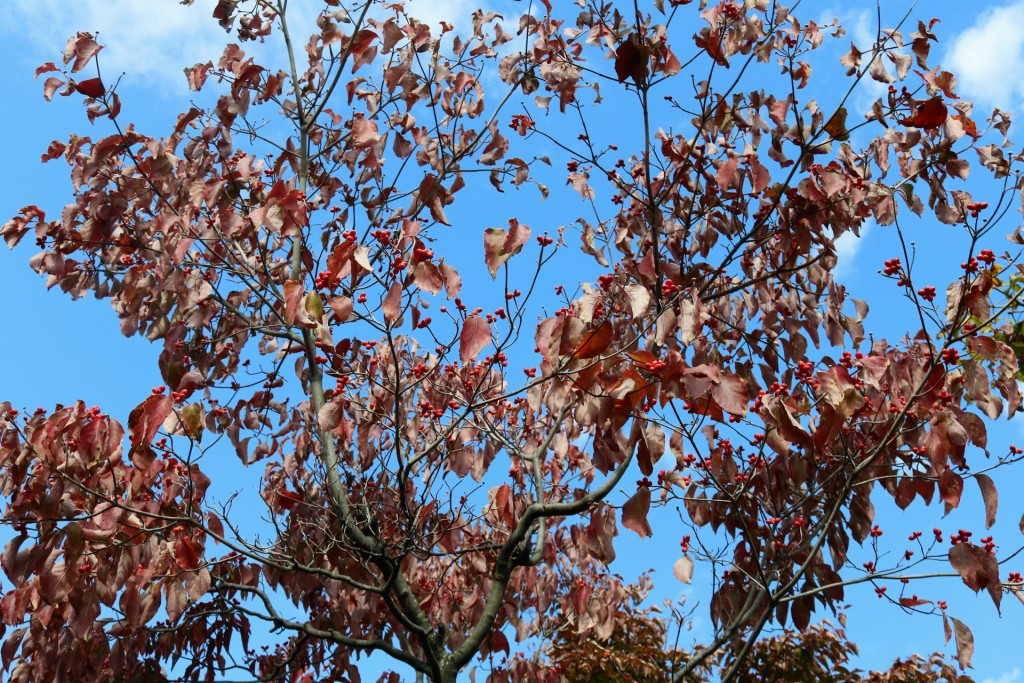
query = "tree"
(538, 605, 969, 683)
(2, 0, 1023, 681)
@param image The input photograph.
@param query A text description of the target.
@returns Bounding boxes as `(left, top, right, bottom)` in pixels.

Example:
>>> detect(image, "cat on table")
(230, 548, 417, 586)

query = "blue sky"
(2, 0, 1024, 681)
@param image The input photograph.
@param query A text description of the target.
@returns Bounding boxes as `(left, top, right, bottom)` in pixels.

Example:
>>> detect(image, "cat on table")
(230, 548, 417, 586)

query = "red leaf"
(174, 537, 202, 570)
(898, 596, 930, 608)
(75, 78, 105, 98)
(34, 62, 59, 79)
(460, 315, 492, 364)
(283, 280, 304, 326)
(614, 38, 648, 85)
(975, 473, 998, 529)
(350, 114, 380, 149)
(939, 468, 964, 514)
(348, 29, 378, 57)
(625, 350, 657, 366)
(382, 281, 402, 322)
(128, 395, 173, 452)
(712, 373, 748, 417)
(489, 629, 510, 656)
(42, 77, 65, 102)
(572, 320, 613, 359)
(63, 32, 103, 73)
(275, 489, 304, 511)
(483, 219, 531, 277)
(901, 97, 947, 129)
(949, 543, 1002, 611)
(622, 486, 652, 538)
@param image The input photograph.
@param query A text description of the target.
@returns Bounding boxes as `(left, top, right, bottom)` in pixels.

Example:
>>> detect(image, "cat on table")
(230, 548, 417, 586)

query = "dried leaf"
(949, 543, 1002, 611)
(939, 468, 964, 514)
(975, 473, 998, 529)
(623, 284, 650, 318)
(950, 617, 974, 669)
(483, 219, 531, 278)
(382, 281, 402, 322)
(622, 486, 652, 538)
(673, 555, 694, 583)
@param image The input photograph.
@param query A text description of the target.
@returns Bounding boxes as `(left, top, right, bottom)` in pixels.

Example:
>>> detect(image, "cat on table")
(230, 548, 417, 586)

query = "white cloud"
(945, 2, 1024, 112)
(832, 220, 874, 281)
(982, 667, 1022, 683)
(4, 0, 493, 96)
(5, 0, 227, 93)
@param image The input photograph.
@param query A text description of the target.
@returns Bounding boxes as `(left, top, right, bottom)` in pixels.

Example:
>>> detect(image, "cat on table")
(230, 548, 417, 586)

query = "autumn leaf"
(572, 320, 613, 359)
(949, 543, 1002, 611)
(950, 617, 974, 670)
(174, 537, 202, 570)
(939, 468, 964, 514)
(976, 473, 998, 529)
(382, 281, 402, 322)
(823, 107, 849, 141)
(614, 36, 649, 85)
(673, 555, 694, 583)
(460, 315, 492, 363)
(901, 97, 947, 129)
(623, 284, 650, 318)
(483, 219, 531, 278)
(128, 395, 173, 452)
(898, 596, 930, 608)
(63, 32, 103, 73)
(622, 487, 652, 538)
(75, 78, 105, 98)
(283, 280, 304, 326)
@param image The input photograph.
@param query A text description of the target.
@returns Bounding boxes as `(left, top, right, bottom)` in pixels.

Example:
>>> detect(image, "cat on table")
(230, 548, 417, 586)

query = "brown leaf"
(178, 403, 204, 442)
(459, 315, 492, 364)
(622, 486, 652, 538)
(483, 219, 531, 278)
(939, 469, 964, 515)
(350, 114, 380, 149)
(950, 617, 973, 670)
(823, 107, 849, 141)
(623, 284, 650, 318)
(63, 32, 103, 73)
(614, 37, 649, 85)
(42, 77, 65, 102)
(898, 596, 930, 608)
(949, 543, 1002, 611)
(712, 373, 748, 417)
(975, 473, 998, 529)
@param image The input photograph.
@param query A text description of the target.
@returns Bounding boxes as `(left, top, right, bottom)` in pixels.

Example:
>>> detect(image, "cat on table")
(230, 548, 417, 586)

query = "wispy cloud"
(4, 0, 227, 93)
(982, 667, 1022, 683)
(945, 2, 1024, 112)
